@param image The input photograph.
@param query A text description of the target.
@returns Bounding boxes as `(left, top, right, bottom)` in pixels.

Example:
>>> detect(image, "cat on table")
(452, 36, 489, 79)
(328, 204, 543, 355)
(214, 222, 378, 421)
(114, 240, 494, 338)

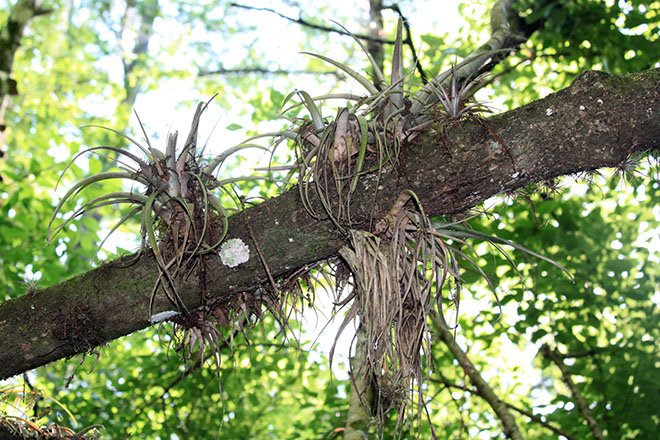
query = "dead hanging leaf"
(332, 107, 350, 162)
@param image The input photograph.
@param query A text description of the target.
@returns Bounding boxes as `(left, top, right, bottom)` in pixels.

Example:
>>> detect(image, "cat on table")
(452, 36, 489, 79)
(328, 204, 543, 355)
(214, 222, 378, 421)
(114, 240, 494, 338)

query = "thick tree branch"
(541, 344, 605, 440)
(0, 68, 658, 379)
(432, 319, 523, 439)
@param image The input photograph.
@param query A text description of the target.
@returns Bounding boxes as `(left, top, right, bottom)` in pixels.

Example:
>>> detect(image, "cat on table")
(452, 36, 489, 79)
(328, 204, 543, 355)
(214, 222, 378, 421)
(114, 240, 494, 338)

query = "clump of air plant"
(271, 21, 415, 232)
(336, 191, 462, 433)
(22, 275, 40, 295)
(264, 21, 526, 435)
(431, 64, 492, 121)
(611, 151, 647, 186)
(38, 423, 104, 439)
(171, 308, 225, 387)
(332, 186, 573, 435)
(47, 98, 276, 315)
(47, 97, 298, 395)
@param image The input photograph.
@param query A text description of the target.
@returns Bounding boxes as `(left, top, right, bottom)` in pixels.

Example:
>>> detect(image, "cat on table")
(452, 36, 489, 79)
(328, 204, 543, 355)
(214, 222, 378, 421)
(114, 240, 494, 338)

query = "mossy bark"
(1, 68, 659, 379)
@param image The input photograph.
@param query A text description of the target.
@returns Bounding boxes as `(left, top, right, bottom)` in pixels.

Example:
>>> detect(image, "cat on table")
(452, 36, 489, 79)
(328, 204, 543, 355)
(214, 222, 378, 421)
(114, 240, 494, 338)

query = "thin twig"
(230, 3, 429, 85)
(230, 3, 395, 44)
(560, 348, 604, 359)
(198, 66, 343, 78)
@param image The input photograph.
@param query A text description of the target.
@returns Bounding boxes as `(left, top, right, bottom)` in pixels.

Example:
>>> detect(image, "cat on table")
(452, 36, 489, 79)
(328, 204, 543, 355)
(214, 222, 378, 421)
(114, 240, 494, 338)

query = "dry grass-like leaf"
(335, 197, 463, 434)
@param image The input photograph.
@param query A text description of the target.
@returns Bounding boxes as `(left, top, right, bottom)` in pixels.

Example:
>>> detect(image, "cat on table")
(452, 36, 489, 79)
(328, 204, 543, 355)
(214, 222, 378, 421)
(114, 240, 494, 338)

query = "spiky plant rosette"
(48, 98, 288, 380)
(49, 99, 278, 309)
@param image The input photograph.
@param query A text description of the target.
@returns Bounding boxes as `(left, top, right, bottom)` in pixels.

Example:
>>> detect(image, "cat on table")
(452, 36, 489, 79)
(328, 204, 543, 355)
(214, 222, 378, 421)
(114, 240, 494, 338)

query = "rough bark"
(0, 68, 659, 380)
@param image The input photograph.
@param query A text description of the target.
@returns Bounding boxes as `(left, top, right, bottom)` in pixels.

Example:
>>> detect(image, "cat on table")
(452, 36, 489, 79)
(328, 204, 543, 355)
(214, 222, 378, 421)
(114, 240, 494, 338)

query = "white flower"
(220, 238, 250, 267)
(546, 108, 553, 116)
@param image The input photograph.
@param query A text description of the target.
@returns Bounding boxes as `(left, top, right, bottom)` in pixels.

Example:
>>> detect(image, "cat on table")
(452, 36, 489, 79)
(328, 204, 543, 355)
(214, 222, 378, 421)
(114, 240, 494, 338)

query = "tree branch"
(0, 0, 52, 156)
(560, 348, 605, 359)
(366, 0, 384, 72)
(410, 0, 534, 119)
(432, 320, 523, 439)
(540, 344, 605, 440)
(0, 68, 658, 380)
(430, 376, 577, 440)
(343, 325, 374, 440)
(229, 3, 394, 45)
(120, 0, 159, 107)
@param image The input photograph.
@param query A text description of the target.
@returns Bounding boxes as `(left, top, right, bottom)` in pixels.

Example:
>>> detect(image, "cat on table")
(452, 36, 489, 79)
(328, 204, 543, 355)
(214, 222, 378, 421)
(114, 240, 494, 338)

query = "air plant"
(22, 275, 40, 295)
(48, 98, 278, 315)
(431, 64, 493, 120)
(0, 385, 102, 439)
(611, 151, 647, 187)
(47, 99, 294, 386)
(268, 20, 415, 233)
(171, 307, 225, 389)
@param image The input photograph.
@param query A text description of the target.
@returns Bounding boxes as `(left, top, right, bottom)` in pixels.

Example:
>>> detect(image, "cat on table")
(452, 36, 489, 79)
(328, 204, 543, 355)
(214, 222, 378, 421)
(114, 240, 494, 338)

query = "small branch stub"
(220, 238, 250, 267)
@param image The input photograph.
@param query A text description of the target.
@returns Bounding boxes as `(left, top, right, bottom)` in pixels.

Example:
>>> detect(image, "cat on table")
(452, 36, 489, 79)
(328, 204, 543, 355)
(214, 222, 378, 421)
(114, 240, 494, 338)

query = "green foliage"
(438, 178, 660, 439)
(1, 0, 659, 439)
(500, 0, 660, 108)
(29, 323, 349, 439)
